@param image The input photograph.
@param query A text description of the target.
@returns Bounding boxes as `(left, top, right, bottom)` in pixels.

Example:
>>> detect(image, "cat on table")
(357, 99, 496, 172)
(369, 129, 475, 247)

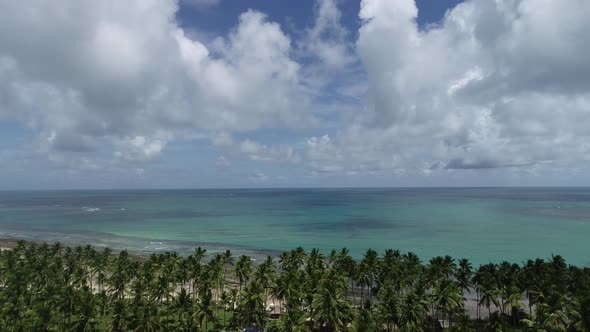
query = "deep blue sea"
(0, 188, 589, 266)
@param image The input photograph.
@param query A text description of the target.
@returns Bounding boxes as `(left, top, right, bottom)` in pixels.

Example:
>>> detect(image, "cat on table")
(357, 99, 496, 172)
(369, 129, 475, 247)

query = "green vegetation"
(0, 241, 589, 331)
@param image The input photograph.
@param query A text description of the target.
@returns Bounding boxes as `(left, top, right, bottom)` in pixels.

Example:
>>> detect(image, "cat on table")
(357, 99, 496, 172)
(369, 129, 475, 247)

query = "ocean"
(0, 188, 589, 266)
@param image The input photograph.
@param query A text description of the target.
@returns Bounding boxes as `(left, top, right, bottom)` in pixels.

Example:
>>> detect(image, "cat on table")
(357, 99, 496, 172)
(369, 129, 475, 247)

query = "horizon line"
(2, 185, 590, 192)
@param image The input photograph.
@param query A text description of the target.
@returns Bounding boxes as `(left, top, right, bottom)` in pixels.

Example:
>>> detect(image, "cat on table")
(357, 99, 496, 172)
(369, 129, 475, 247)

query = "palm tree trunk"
(431, 304, 436, 332)
(350, 279, 354, 303)
(360, 285, 364, 304)
(476, 289, 480, 320)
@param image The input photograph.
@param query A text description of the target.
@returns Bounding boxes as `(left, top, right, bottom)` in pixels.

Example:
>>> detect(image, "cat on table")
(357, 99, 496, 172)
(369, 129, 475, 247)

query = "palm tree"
(455, 258, 472, 294)
(360, 249, 379, 304)
(273, 270, 303, 315)
(176, 258, 190, 293)
(310, 272, 352, 332)
(221, 250, 234, 298)
(377, 285, 400, 332)
(208, 254, 225, 302)
(432, 280, 464, 328)
(338, 249, 356, 299)
(235, 255, 253, 290)
(254, 256, 276, 311)
(108, 299, 129, 332)
(237, 279, 267, 330)
(270, 301, 307, 332)
(194, 247, 207, 264)
(478, 285, 497, 318)
(220, 290, 231, 327)
(353, 301, 378, 331)
(355, 263, 371, 305)
(171, 288, 193, 331)
(523, 298, 576, 331)
(72, 286, 99, 332)
(398, 290, 428, 331)
(193, 290, 217, 331)
(132, 300, 164, 332)
(25, 302, 60, 332)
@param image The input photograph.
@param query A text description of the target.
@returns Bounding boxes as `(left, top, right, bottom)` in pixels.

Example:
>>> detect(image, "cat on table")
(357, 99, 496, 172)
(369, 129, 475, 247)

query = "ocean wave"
(82, 207, 100, 212)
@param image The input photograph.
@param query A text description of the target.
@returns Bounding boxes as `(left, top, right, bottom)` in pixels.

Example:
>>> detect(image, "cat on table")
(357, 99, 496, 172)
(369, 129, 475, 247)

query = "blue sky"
(177, 0, 464, 32)
(0, 0, 589, 189)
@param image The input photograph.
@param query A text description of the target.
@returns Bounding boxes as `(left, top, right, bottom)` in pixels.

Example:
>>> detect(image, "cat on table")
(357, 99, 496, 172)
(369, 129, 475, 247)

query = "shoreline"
(0, 227, 282, 261)
(0, 236, 527, 319)
(0, 237, 20, 250)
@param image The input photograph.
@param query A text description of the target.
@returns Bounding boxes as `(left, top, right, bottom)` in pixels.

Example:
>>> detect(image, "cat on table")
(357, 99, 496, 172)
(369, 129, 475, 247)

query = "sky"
(0, 0, 589, 189)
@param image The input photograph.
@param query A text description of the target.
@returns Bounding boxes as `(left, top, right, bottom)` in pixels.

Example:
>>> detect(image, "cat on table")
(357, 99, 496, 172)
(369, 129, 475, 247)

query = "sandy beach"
(0, 237, 21, 250)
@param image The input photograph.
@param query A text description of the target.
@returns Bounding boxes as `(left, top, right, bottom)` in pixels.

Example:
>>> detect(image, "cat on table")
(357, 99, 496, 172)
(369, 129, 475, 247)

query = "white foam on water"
(82, 207, 100, 212)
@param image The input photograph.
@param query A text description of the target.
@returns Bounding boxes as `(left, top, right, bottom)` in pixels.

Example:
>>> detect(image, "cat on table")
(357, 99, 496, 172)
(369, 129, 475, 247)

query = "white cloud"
(305, 0, 590, 178)
(302, 0, 355, 69)
(213, 135, 301, 164)
(0, 1, 310, 169)
(248, 170, 269, 183)
(114, 136, 167, 162)
(247, 170, 287, 184)
(242, 141, 301, 163)
(215, 156, 231, 168)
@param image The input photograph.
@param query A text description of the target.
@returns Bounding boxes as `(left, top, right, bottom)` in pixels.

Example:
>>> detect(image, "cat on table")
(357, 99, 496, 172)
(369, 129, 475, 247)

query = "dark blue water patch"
(135, 210, 225, 219)
(290, 194, 382, 209)
(431, 187, 590, 203)
(506, 206, 590, 221)
(296, 200, 351, 207)
(304, 216, 413, 233)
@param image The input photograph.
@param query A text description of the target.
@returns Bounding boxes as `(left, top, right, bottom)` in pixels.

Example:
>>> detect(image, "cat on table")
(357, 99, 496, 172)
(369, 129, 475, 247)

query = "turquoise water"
(0, 188, 589, 266)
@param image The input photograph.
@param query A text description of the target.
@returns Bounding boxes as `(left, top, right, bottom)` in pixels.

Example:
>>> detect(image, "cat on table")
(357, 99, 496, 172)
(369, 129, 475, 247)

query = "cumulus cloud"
(301, 0, 355, 69)
(0, 0, 309, 168)
(212, 133, 301, 164)
(306, 0, 590, 177)
(248, 170, 287, 184)
(215, 156, 231, 168)
(114, 136, 167, 162)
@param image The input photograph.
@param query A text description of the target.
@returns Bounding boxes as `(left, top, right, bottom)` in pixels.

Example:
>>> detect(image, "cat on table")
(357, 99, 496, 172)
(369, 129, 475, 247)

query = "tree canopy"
(0, 240, 588, 331)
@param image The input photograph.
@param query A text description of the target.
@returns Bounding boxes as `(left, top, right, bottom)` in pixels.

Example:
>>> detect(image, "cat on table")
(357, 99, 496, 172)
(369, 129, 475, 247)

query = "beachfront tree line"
(0, 242, 588, 331)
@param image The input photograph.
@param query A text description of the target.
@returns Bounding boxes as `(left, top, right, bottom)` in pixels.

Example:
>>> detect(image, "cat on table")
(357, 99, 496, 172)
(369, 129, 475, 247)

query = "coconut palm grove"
(0, 241, 588, 331)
